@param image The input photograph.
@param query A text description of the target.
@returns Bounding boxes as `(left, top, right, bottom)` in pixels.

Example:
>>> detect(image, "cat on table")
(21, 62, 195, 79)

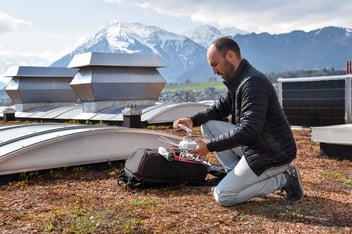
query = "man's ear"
(225, 50, 234, 61)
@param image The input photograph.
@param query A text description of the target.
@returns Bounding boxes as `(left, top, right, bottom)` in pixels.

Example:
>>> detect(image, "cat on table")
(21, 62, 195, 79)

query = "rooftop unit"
(68, 52, 166, 113)
(5, 66, 78, 111)
(0, 53, 210, 125)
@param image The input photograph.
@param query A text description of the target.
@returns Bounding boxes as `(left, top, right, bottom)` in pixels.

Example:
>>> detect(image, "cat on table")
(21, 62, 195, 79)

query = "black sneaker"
(283, 165, 304, 201)
(207, 164, 228, 178)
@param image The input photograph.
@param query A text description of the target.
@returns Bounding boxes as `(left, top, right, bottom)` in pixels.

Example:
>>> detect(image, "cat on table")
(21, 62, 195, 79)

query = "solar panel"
(279, 75, 351, 127)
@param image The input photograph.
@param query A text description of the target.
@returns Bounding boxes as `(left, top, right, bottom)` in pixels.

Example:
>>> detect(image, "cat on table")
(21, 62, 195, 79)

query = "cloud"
(104, 0, 352, 33)
(0, 11, 31, 33)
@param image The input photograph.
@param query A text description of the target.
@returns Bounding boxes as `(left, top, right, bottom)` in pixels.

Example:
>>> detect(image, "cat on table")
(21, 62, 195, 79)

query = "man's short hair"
(212, 37, 241, 57)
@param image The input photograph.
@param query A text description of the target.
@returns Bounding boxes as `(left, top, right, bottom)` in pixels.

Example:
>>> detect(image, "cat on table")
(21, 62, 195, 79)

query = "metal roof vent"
(68, 52, 167, 113)
(5, 66, 79, 111)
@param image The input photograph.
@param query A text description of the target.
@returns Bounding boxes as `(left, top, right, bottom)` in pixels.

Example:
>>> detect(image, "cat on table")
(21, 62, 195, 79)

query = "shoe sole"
(289, 165, 304, 201)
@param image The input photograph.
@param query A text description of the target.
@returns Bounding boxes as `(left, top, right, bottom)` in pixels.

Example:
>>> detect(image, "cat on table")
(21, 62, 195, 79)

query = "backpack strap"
(117, 169, 127, 187)
(117, 168, 141, 189)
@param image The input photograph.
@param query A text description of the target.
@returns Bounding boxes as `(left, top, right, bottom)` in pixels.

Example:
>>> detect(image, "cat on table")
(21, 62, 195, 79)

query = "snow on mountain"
(51, 20, 206, 83)
(221, 26, 248, 36)
(183, 25, 248, 47)
(0, 52, 50, 89)
(234, 26, 352, 72)
(346, 28, 352, 37)
(0, 52, 49, 75)
(50, 22, 352, 83)
(0, 53, 49, 103)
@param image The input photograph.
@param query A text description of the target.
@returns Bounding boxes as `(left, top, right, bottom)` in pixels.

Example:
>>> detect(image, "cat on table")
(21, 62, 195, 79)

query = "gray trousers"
(201, 120, 290, 206)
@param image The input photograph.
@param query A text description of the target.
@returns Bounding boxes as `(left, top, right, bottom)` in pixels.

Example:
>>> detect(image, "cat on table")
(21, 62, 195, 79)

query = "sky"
(0, 0, 351, 64)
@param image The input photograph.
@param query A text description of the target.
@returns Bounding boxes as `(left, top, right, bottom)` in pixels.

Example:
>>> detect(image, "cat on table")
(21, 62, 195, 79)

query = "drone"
(158, 124, 228, 177)
(158, 124, 199, 160)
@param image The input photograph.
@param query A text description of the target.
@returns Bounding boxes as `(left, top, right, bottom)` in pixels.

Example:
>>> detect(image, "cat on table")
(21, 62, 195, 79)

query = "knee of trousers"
(200, 120, 219, 137)
(213, 187, 239, 207)
(201, 120, 218, 130)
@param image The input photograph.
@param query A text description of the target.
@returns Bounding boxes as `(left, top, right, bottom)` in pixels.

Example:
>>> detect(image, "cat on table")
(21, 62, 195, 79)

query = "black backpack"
(118, 148, 210, 188)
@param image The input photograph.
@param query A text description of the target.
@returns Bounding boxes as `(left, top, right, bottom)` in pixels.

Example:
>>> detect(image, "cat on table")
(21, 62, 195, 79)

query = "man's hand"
(173, 118, 193, 130)
(190, 138, 210, 157)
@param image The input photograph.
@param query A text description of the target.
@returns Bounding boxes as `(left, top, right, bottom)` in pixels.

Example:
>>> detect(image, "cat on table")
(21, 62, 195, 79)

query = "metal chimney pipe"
(122, 104, 142, 128)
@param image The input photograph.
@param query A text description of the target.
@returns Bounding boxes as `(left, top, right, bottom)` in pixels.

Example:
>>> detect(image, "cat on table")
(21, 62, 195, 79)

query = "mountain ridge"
(51, 22, 352, 83)
(1, 21, 349, 84)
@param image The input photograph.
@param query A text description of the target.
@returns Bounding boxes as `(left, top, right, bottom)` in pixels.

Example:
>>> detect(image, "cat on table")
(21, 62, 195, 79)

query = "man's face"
(207, 47, 236, 81)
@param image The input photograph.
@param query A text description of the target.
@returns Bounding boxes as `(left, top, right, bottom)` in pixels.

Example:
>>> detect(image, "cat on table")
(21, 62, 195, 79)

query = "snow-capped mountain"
(51, 21, 206, 83)
(0, 53, 49, 75)
(51, 21, 352, 83)
(0, 53, 49, 90)
(184, 25, 248, 47)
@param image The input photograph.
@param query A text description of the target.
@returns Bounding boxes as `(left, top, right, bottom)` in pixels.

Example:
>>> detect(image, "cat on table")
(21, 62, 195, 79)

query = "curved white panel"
(142, 102, 210, 123)
(0, 123, 181, 175)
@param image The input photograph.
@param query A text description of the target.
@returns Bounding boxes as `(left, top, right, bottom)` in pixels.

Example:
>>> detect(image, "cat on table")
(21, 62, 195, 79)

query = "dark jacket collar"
(223, 58, 250, 92)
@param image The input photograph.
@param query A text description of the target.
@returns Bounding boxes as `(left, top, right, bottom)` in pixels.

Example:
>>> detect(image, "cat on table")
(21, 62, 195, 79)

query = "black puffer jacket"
(191, 59, 296, 176)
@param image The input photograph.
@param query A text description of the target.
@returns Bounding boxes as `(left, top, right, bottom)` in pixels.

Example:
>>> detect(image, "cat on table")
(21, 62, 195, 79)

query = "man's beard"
(221, 59, 236, 80)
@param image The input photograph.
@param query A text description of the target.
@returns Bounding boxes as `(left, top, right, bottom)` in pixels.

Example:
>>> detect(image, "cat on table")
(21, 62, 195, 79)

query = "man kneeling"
(173, 37, 303, 206)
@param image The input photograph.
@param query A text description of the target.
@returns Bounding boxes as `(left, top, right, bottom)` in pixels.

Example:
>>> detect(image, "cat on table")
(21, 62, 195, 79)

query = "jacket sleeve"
(207, 76, 271, 152)
(190, 92, 232, 126)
